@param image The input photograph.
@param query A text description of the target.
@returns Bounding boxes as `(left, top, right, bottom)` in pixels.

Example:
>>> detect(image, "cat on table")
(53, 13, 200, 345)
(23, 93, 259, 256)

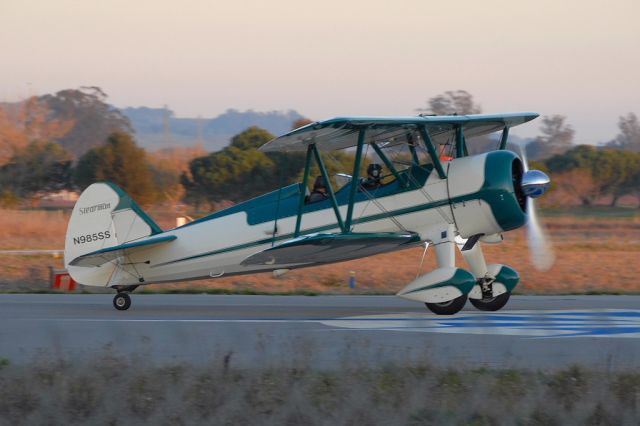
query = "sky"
(1, 0, 638, 144)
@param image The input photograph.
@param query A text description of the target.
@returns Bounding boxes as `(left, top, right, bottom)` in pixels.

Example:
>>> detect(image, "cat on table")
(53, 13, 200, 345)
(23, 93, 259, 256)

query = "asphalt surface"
(1, 294, 639, 370)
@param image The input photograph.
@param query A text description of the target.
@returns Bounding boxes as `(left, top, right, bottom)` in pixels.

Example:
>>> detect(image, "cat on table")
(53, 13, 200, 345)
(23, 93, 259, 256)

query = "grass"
(0, 354, 637, 425)
(541, 206, 640, 218)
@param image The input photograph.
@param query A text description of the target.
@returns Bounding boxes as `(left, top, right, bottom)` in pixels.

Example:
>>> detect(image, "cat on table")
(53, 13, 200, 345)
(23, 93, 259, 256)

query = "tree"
(183, 127, 277, 204)
(606, 151, 640, 206)
(183, 126, 362, 206)
(629, 164, 640, 208)
(608, 112, 640, 152)
(40, 87, 133, 158)
(184, 146, 276, 204)
(0, 97, 73, 165)
(74, 132, 157, 204)
(418, 90, 482, 115)
(544, 145, 640, 206)
(292, 118, 313, 130)
(147, 145, 207, 205)
(526, 115, 574, 160)
(229, 126, 274, 150)
(0, 141, 73, 200)
(551, 169, 600, 206)
(417, 91, 499, 155)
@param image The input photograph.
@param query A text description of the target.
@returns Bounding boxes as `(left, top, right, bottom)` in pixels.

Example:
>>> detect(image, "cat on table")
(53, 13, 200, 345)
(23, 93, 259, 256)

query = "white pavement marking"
(28, 309, 640, 338)
(321, 309, 640, 338)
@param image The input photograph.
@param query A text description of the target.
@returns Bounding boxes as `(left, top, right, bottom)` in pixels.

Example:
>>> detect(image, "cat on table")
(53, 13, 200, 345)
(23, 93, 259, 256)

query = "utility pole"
(162, 104, 171, 146)
(196, 115, 204, 145)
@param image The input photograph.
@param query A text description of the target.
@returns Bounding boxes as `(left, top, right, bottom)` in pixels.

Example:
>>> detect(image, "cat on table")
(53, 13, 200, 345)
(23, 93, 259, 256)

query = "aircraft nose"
(521, 170, 550, 198)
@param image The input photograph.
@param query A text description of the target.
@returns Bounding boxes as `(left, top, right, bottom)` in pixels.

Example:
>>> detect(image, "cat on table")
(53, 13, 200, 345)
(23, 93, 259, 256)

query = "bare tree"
(609, 112, 640, 151)
(418, 90, 482, 115)
(527, 115, 574, 160)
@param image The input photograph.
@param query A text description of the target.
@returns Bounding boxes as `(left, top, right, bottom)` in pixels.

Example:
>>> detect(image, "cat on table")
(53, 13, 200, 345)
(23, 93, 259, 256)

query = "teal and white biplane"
(64, 113, 552, 314)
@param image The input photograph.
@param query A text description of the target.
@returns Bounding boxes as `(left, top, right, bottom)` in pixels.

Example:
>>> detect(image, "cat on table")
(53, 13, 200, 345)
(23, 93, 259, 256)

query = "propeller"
(517, 145, 555, 271)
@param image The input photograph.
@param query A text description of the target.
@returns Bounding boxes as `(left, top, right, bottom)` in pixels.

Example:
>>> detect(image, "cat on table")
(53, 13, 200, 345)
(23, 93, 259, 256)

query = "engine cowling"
(446, 150, 528, 238)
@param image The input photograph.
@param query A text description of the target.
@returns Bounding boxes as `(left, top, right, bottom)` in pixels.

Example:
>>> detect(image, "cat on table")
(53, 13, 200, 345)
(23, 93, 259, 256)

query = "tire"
(425, 294, 467, 315)
(469, 291, 511, 312)
(113, 293, 131, 311)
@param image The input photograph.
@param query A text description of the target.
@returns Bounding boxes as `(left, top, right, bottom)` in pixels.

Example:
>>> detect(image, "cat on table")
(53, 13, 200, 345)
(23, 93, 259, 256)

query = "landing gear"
(113, 292, 131, 311)
(469, 291, 511, 312)
(425, 294, 468, 315)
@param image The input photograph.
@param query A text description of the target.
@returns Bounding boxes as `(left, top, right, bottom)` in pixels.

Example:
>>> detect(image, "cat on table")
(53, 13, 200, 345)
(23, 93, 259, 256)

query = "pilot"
(361, 163, 383, 190)
(307, 176, 329, 203)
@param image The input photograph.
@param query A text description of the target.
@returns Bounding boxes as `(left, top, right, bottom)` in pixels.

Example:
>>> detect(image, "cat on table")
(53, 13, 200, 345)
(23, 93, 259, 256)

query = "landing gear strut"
(113, 292, 131, 311)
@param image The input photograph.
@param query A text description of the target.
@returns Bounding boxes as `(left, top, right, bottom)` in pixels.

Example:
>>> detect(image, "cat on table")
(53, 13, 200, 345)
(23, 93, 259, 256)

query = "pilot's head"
(367, 163, 383, 180)
(313, 175, 327, 192)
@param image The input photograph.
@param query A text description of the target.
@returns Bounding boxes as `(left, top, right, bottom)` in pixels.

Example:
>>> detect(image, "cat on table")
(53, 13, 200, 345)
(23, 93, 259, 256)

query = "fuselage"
(88, 150, 526, 287)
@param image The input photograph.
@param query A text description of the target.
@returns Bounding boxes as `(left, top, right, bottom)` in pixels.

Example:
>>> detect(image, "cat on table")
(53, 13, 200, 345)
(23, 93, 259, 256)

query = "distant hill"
(122, 107, 305, 152)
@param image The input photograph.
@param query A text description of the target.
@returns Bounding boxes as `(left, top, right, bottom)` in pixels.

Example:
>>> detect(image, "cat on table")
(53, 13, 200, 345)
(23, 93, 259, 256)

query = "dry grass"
(0, 354, 637, 425)
(1, 209, 639, 294)
(0, 209, 69, 250)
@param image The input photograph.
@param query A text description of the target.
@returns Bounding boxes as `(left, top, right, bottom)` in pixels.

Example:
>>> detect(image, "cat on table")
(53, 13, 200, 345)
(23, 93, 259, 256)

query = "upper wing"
(241, 232, 420, 268)
(68, 234, 177, 267)
(259, 113, 538, 152)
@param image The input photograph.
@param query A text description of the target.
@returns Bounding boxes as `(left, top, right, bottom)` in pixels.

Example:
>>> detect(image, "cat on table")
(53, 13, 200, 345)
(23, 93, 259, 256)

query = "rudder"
(64, 182, 162, 286)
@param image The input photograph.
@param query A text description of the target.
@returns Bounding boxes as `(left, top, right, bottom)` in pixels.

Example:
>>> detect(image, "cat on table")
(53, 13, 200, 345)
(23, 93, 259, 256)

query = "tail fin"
(64, 182, 162, 286)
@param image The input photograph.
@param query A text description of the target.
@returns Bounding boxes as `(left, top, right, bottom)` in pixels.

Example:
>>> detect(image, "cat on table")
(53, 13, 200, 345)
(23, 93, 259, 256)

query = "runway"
(1, 294, 638, 370)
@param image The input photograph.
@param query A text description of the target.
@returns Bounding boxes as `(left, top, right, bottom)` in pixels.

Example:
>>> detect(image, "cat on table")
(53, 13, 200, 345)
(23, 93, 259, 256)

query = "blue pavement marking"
(320, 310, 640, 338)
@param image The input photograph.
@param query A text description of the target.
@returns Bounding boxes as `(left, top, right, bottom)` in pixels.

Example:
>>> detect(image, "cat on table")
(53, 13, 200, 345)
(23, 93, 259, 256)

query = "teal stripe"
(152, 196, 453, 268)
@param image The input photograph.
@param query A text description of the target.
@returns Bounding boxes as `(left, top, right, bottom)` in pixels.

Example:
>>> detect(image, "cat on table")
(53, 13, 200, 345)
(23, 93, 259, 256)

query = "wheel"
(425, 294, 467, 315)
(469, 291, 511, 312)
(113, 292, 131, 311)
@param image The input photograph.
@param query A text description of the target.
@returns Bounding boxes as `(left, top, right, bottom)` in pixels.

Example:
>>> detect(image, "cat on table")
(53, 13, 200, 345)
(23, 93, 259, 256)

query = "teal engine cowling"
(446, 150, 548, 238)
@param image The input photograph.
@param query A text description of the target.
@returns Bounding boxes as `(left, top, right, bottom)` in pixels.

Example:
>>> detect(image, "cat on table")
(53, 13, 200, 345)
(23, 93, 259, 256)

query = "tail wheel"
(469, 291, 511, 312)
(113, 293, 131, 311)
(425, 294, 467, 315)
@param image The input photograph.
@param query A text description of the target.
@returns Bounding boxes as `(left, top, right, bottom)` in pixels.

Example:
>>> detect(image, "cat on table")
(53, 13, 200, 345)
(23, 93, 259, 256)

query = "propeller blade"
(526, 197, 555, 271)
(518, 143, 529, 172)
(515, 142, 555, 270)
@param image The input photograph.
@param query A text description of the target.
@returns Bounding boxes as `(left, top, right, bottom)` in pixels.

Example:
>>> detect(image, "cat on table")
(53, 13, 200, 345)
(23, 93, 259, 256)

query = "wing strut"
(418, 126, 447, 179)
(455, 125, 466, 158)
(344, 127, 366, 232)
(499, 127, 510, 150)
(294, 144, 314, 237)
(311, 144, 345, 232)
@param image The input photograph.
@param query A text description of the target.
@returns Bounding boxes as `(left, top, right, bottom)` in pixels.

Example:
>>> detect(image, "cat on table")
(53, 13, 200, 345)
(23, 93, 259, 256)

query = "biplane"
(64, 113, 552, 314)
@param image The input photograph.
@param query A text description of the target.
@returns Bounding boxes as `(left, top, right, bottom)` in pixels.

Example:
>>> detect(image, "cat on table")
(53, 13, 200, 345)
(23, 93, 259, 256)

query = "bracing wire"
(383, 133, 453, 224)
(415, 242, 430, 279)
(322, 132, 455, 232)
(326, 144, 407, 233)
(271, 159, 285, 247)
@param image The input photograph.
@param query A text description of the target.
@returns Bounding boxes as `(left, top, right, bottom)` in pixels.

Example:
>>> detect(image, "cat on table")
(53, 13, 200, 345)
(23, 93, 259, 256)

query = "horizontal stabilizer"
(241, 232, 420, 268)
(69, 235, 177, 267)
